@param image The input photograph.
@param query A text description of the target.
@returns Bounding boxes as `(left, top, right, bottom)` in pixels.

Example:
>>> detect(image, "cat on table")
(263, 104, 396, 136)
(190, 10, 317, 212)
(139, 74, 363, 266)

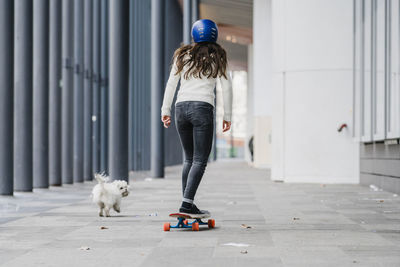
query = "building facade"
(250, 0, 359, 184)
(249, 0, 400, 194)
(354, 0, 400, 194)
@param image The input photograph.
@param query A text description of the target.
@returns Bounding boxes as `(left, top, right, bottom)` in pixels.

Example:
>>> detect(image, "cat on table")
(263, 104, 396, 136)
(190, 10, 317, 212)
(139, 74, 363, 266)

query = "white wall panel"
(253, 0, 272, 116)
(285, 0, 352, 71)
(354, 0, 363, 139)
(387, 0, 400, 138)
(284, 71, 358, 183)
(266, 0, 359, 183)
(253, 0, 273, 167)
(373, 0, 386, 140)
(362, 0, 373, 142)
(271, 72, 285, 181)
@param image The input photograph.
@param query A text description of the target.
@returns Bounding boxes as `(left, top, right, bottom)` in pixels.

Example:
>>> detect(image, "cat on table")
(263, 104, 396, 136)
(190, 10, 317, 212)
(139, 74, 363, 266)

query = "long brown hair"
(172, 42, 227, 80)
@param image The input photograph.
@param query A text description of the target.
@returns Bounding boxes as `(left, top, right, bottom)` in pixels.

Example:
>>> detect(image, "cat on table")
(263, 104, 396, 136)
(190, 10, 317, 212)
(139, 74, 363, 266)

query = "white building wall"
(254, 0, 360, 183)
(252, 0, 273, 168)
(245, 45, 254, 163)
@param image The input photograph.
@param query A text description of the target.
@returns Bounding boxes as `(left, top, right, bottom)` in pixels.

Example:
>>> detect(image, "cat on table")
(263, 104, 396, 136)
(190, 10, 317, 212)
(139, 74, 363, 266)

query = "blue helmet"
(191, 19, 218, 43)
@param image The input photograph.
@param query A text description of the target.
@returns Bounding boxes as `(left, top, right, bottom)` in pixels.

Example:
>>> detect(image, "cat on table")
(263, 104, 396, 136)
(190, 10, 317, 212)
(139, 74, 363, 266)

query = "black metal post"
(150, 0, 165, 178)
(14, 0, 33, 191)
(0, 0, 14, 195)
(49, 0, 62, 186)
(73, 0, 84, 183)
(33, 0, 50, 188)
(100, 0, 109, 174)
(92, 0, 101, 175)
(109, 0, 129, 181)
(83, 0, 93, 181)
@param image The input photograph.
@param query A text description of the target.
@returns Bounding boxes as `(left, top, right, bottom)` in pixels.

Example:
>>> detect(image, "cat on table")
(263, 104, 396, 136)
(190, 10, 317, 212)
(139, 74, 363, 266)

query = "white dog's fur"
(92, 173, 130, 217)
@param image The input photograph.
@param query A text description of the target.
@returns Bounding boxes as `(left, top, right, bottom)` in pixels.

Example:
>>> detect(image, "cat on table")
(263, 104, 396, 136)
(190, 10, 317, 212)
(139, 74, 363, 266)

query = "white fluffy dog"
(92, 173, 130, 217)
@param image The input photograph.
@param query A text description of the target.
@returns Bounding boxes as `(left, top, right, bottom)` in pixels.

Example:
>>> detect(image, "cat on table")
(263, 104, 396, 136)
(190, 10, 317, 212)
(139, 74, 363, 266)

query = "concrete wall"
(360, 143, 400, 194)
(253, 0, 359, 183)
(252, 0, 273, 168)
(354, 0, 400, 194)
(245, 44, 254, 163)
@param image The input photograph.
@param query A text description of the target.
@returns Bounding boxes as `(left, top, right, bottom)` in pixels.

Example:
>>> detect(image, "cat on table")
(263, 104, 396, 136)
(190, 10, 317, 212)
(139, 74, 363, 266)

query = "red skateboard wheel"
(192, 222, 199, 231)
(163, 223, 170, 231)
(208, 219, 215, 228)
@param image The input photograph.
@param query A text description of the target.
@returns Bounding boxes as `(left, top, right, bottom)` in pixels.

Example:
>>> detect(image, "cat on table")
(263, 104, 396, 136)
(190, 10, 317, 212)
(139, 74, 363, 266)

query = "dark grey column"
(92, 0, 100, 174)
(73, 0, 84, 183)
(0, 0, 14, 195)
(49, 0, 62, 186)
(33, 0, 50, 188)
(163, 0, 183, 167)
(61, 0, 74, 184)
(129, 0, 152, 172)
(83, 0, 93, 181)
(14, 0, 33, 191)
(191, 0, 199, 23)
(151, 0, 165, 178)
(128, 0, 134, 171)
(100, 0, 109, 173)
(109, 0, 129, 181)
(183, 0, 192, 44)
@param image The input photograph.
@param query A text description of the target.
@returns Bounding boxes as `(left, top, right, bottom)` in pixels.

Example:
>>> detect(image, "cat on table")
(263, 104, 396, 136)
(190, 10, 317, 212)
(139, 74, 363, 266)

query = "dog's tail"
(94, 173, 108, 185)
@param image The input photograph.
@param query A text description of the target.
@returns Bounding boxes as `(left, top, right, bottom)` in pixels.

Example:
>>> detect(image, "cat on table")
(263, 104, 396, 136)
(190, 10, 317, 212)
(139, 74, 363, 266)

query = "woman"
(161, 19, 232, 216)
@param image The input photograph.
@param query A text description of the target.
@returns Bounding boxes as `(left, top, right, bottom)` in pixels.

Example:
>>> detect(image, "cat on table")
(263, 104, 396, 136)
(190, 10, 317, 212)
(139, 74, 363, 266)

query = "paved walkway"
(1, 161, 400, 267)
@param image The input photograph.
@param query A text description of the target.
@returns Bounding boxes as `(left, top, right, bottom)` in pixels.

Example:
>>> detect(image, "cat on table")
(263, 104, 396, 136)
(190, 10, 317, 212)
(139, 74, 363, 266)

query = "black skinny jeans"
(175, 101, 214, 202)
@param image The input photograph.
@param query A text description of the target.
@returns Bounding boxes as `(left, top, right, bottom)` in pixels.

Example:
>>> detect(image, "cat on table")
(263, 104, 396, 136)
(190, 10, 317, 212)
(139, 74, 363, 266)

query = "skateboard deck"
(164, 212, 215, 231)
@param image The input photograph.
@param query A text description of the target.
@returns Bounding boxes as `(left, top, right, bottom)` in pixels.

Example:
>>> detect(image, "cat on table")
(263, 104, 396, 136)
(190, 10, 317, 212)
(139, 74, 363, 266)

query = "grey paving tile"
(270, 230, 395, 247)
(279, 246, 354, 267)
(205, 257, 283, 267)
(340, 245, 400, 257)
(0, 249, 30, 266)
(140, 247, 214, 266)
(3, 247, 151, 267)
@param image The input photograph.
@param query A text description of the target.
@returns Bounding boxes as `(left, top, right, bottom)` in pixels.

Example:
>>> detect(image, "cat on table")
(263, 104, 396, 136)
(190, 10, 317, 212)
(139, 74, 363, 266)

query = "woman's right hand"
(162, 115, 171, 128)
(222, 120, 231, 132)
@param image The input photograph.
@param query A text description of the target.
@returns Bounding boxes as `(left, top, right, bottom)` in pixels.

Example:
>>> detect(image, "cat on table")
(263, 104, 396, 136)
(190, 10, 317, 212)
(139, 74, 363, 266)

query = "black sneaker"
(193, 204, 210, 215)
(179, 204, 210, 217)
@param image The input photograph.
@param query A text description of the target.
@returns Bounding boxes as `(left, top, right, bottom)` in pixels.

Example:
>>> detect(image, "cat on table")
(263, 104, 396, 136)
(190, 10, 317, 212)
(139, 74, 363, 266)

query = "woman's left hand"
(162, 115, 171, 128)
(222, 120, 231, 132)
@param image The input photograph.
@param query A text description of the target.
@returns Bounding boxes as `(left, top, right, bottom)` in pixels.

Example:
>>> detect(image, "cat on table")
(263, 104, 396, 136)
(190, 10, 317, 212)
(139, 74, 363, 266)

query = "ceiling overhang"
(176, 0, 253, 70)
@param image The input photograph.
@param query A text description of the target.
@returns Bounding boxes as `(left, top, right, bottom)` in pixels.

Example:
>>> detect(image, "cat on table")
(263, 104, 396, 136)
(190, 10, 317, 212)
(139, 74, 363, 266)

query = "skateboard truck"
(164, 213, 216, 231)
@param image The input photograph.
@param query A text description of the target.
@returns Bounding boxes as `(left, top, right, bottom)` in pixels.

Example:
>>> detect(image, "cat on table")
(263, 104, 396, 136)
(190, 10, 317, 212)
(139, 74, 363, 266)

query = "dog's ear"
(127, 185, 132, 190)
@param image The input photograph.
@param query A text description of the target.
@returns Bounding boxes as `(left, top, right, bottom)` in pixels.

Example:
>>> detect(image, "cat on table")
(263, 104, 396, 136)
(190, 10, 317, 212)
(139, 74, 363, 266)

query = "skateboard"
(163, 213, 216, 231)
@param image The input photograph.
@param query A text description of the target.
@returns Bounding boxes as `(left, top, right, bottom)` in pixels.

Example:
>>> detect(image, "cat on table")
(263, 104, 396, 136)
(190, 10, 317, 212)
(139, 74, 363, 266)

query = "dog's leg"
(98, 203, 104, 217)
(113, 203, 120, 213)
(104, 206, 111, 217)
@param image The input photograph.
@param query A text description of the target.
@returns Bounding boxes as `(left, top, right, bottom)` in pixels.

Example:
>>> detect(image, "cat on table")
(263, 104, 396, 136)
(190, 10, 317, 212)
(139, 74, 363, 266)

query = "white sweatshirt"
(161, 59, 233, 122)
